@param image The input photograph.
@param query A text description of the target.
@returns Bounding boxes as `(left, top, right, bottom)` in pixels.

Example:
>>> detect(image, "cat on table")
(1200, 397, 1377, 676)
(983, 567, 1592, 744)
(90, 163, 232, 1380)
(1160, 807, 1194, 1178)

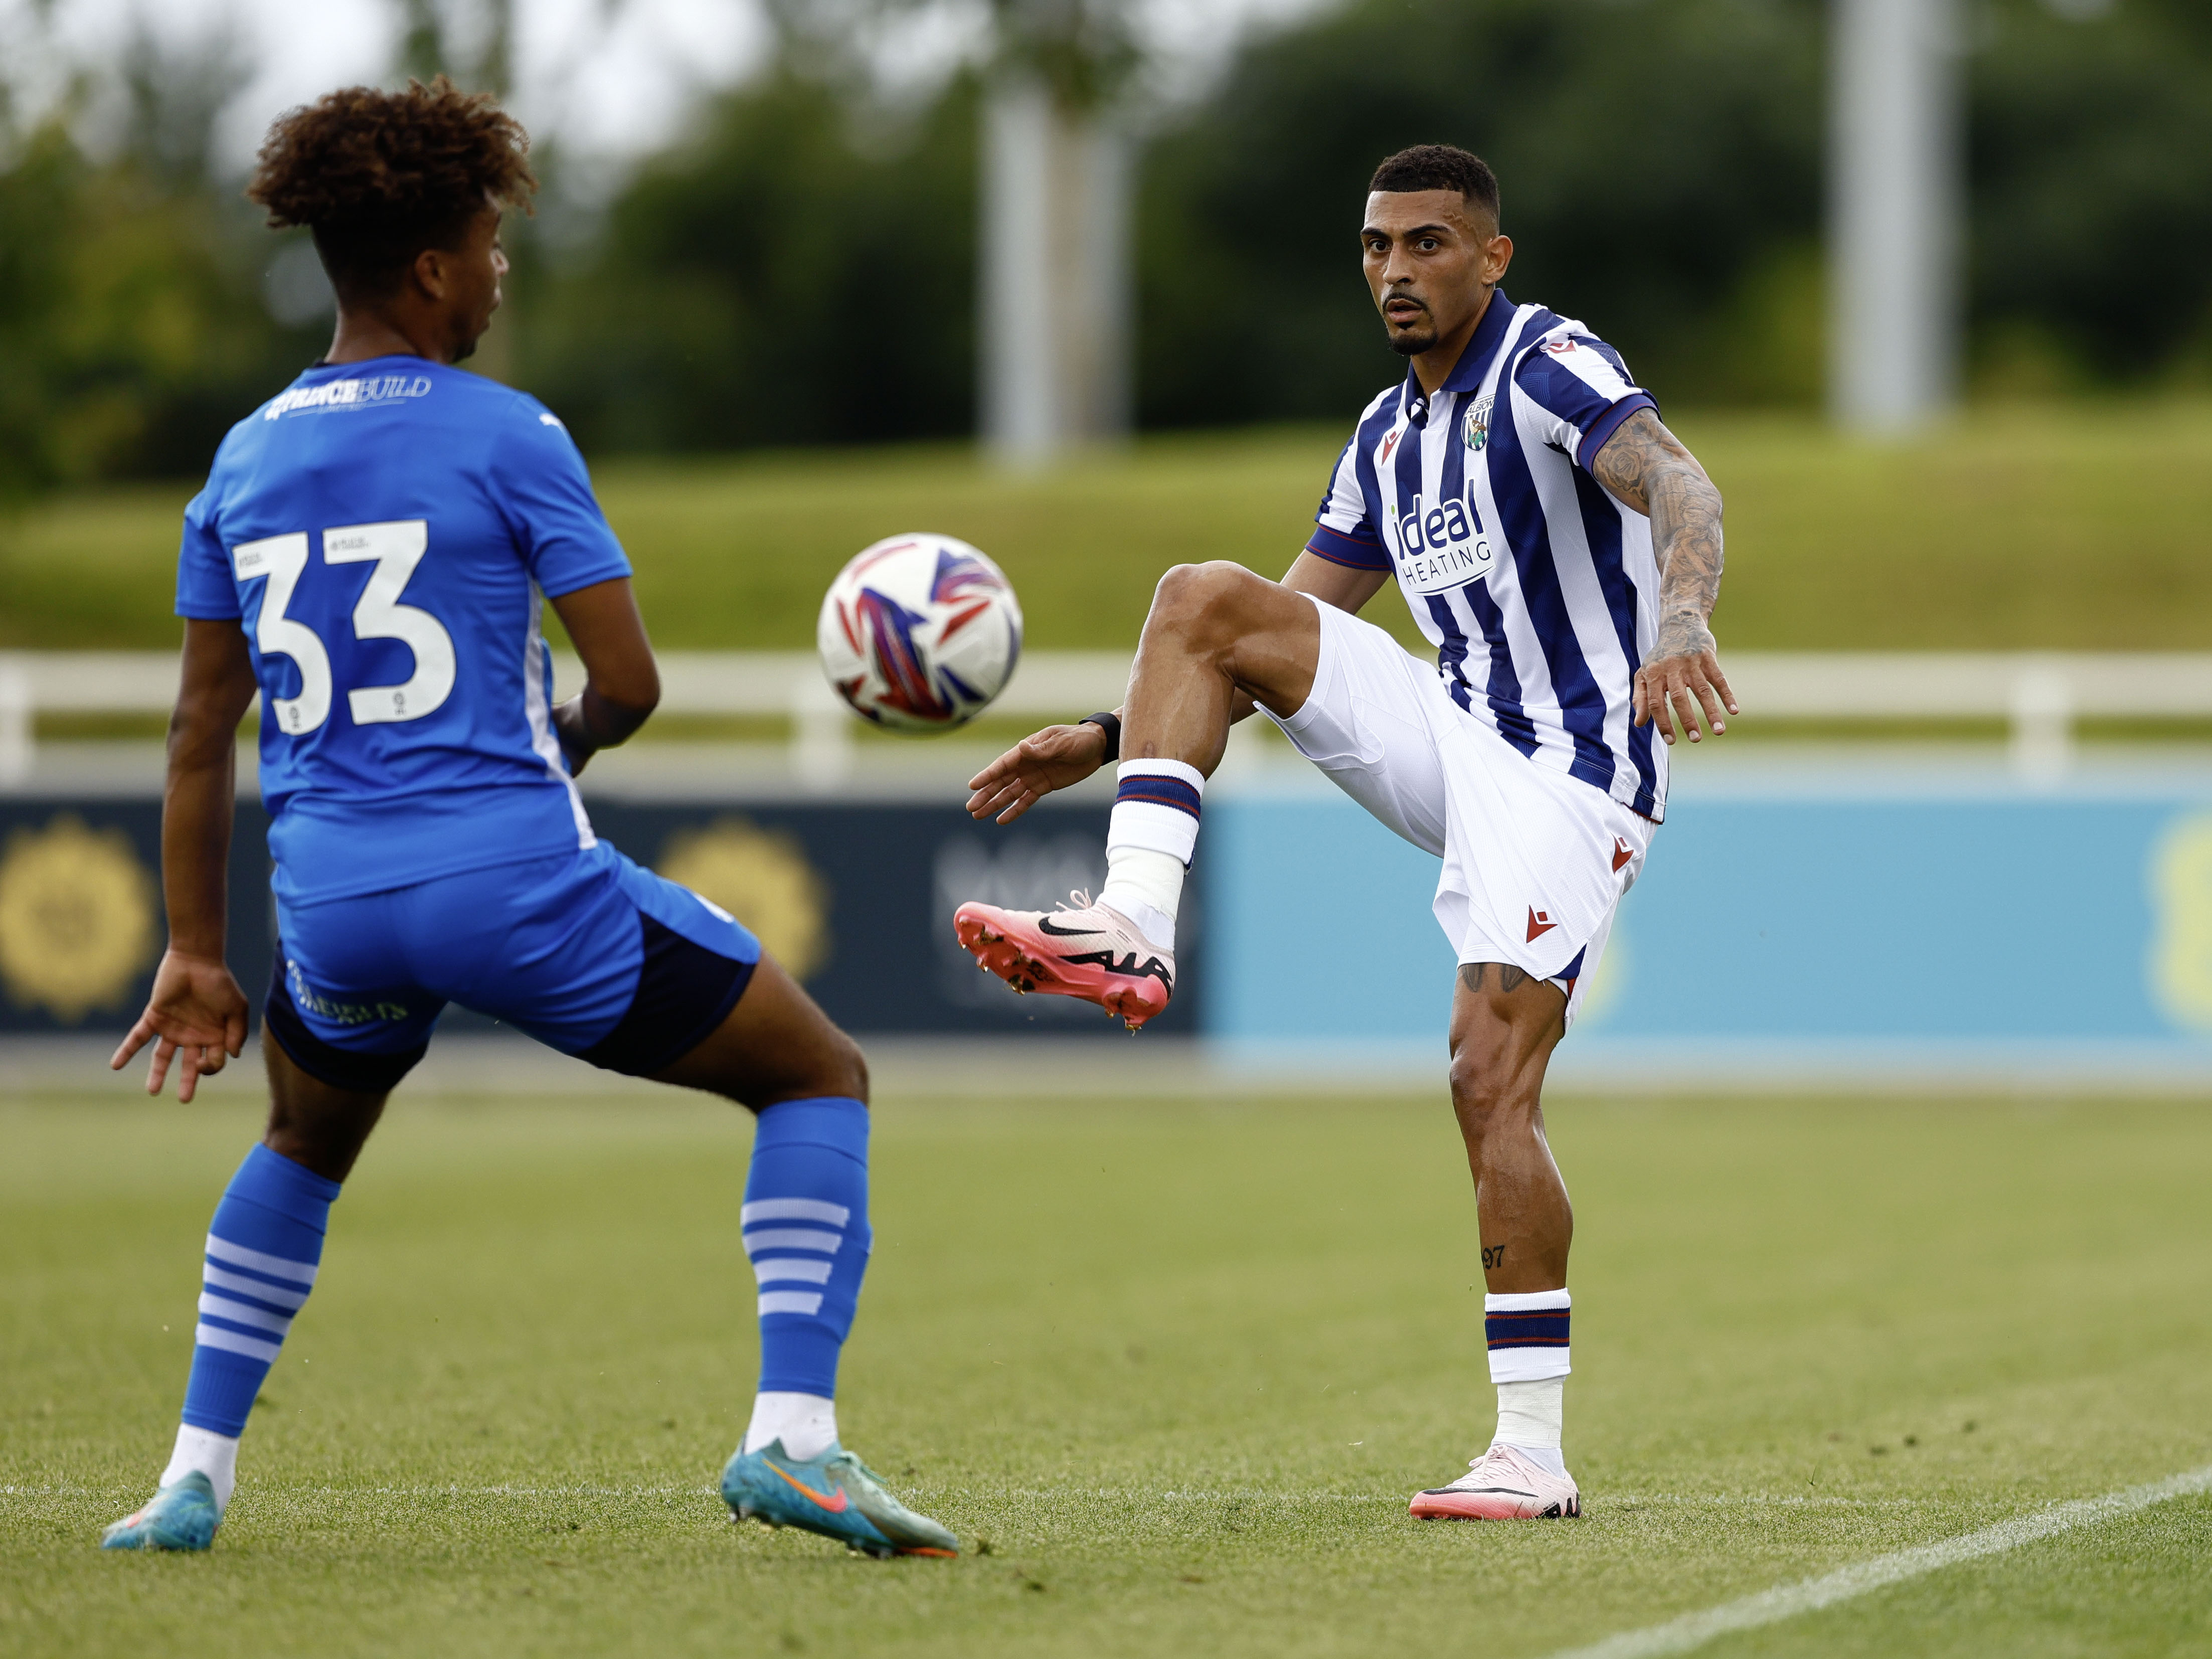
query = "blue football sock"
(180, 1143, 341, 1439)
(742, 1096, 871, 1403)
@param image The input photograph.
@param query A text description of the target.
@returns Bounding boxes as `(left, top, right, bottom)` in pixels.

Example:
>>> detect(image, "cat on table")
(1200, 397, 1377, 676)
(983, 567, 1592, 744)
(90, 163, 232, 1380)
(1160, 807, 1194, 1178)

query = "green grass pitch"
(4, 1085, 2209, 1656)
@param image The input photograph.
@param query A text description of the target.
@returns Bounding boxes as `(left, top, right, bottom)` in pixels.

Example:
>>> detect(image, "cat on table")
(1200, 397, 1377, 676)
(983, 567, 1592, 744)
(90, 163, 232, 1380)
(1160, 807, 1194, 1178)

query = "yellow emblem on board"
(1575, 929, 1627, 1028)
(657, 817, 832, 981)
(2149, 810, 2212, 1031)
(0, 814, 160, 1023)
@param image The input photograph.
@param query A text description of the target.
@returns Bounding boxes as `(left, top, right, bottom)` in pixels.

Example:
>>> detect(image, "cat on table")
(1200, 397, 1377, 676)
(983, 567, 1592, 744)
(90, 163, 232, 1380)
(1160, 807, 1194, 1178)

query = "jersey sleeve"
(1511, 331, 1658, 474)
(490, 398, 633, 598)
(1302, 420, 1391, 571)
(174, 484, 242, 620)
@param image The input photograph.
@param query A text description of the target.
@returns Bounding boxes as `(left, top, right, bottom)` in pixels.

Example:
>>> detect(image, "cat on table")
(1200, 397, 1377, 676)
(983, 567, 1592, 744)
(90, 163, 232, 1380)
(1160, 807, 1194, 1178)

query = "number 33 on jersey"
(235, 521, 455, 734)
(177, 356, 634, 907)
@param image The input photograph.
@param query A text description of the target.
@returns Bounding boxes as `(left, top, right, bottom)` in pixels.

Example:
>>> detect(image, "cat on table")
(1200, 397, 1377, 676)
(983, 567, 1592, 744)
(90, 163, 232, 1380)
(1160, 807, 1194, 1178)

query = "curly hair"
(247, 78, 536, 302)
(1369, 144, 1500, 226)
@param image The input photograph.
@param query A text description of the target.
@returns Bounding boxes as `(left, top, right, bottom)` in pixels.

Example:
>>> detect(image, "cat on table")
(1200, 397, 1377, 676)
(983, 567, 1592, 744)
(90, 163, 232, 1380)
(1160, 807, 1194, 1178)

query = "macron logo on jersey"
(264, 375, 433, 421)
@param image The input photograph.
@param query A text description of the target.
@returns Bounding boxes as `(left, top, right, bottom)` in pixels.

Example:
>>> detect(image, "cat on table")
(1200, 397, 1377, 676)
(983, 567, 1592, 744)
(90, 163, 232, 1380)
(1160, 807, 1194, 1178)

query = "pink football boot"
(1409, 1444, 1582, 1521)
(952, 890, 1174, 1031)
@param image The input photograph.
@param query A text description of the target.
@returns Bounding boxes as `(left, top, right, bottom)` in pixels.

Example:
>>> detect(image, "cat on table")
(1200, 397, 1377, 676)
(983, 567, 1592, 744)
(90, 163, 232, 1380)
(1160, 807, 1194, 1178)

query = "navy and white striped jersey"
(1305, 289, 1667, 820)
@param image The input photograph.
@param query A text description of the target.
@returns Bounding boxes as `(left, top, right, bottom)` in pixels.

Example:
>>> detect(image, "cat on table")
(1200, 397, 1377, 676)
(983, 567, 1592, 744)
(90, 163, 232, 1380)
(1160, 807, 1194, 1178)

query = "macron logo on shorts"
(1526, 907, 1559, 942)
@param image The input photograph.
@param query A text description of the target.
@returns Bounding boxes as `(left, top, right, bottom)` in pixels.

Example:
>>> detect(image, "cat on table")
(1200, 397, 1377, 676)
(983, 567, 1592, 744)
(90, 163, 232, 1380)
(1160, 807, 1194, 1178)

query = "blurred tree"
(989, 0, 1139, 108)
(520, 68, 978, 452)
(398, 0, 513, 94)
(0, 29, 325, 495)
(1134, 0, 2212, 425)
(1970, 0, 2212, 392)
(1133, 0, 1827, 428)
(6, 0, 2212, 491)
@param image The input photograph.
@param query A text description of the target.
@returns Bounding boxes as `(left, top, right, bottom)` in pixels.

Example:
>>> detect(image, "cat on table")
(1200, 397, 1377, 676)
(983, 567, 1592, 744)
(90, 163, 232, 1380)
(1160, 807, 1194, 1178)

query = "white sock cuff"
(162, 1423, 240, 1510)
(1485, 1286, 1571, 1384)
(744, 1391, 838, 1462)
(1108, 762, 1205, 866)
(1490, 1349, 1572, 1382)
(1484, 1288, 1571, 1311)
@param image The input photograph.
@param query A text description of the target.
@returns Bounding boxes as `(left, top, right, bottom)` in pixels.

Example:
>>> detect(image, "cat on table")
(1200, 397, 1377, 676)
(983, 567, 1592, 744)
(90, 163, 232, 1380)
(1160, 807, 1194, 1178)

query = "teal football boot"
(721, 1440, 959, 1558)
(100, 1472, 221, 1552)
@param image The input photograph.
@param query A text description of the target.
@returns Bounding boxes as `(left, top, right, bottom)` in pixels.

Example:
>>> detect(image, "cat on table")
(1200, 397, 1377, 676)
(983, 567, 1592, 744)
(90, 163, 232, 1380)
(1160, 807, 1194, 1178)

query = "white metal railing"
(4, 650, 2211, 786)
(604, 650, 1135, 784)
(0, 649, 1137, 786)
(1716, 653, 2212, 782)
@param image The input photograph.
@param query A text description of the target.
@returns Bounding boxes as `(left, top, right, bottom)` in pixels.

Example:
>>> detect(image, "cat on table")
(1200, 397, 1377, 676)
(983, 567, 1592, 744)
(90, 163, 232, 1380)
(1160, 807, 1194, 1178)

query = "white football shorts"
(1265, 594, 1655, 1027)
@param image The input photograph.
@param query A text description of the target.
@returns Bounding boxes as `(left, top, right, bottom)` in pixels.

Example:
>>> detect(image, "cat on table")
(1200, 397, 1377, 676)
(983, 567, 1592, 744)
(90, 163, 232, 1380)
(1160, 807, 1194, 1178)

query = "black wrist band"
(1081, 711, 1122, 763)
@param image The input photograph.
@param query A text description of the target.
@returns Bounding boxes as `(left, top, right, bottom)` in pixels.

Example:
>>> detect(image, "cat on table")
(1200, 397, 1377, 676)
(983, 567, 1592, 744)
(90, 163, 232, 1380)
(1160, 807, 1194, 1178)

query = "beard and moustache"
(1385, 297, 1437, 358)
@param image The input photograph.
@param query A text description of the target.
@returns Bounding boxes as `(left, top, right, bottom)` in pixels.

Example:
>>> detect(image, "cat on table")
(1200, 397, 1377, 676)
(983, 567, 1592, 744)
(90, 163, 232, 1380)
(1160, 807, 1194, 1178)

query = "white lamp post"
(979, 4, 1133, 468)
(1828, 0, 1963, 434)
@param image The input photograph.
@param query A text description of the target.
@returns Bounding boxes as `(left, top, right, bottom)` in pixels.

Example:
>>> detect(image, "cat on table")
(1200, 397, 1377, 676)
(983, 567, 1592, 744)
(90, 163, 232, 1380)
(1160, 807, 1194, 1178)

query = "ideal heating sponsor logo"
(264, 375, 433, 420)
(1391, 490, 1496, 595)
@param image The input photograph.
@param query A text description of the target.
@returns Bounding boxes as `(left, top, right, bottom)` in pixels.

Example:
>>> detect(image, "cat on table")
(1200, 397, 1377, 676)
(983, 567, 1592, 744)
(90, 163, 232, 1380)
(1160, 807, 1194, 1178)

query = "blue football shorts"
(263, 839, 762, 1093)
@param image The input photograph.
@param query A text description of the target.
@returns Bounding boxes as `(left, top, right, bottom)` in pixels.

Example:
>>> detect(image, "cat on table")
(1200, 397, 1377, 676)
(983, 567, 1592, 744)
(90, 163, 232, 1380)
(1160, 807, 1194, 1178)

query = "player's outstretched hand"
(967, 722, 1110, 824)
(1633, 625, 1738, 746)
(112, 949, 250, 1103)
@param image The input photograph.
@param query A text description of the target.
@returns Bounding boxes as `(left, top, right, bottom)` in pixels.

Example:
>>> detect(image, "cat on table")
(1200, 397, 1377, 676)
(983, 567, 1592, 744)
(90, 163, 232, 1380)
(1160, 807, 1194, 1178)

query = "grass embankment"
(4, 400, 2210, 655)
(5, 1089, 2209, 1656)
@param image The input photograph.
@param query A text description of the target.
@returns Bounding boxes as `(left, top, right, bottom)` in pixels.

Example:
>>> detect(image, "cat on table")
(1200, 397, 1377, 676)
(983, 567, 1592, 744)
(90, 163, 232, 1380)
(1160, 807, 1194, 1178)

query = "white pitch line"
(1549, 1464, 2212, 1659)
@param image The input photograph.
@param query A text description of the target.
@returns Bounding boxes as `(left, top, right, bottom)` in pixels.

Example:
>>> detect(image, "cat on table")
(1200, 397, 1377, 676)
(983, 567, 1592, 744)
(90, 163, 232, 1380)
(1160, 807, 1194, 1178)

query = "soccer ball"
(816, 534, 1024, 732)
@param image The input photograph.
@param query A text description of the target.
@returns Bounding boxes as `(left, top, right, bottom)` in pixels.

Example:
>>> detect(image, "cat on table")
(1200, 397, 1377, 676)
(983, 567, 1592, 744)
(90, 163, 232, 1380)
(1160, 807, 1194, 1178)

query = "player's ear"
(1484, 233, 1514, 284)
(411, 244, 450, 301)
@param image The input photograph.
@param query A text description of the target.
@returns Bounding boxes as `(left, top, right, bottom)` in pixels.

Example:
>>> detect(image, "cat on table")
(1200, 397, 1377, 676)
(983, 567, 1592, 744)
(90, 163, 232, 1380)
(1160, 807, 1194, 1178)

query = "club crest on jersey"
(1463, 396, 1491, 452)
(1392, 491, 1495, 595)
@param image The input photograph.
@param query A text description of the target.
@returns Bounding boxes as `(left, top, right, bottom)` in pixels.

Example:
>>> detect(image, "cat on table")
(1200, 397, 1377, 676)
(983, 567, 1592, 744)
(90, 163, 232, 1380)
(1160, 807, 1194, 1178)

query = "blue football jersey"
(176, 356, 633, 905)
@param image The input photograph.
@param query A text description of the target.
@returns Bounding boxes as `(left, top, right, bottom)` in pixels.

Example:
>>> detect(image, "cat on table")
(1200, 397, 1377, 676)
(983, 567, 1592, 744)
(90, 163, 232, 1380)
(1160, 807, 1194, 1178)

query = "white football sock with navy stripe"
(1100, 759, 1204, 946)
(1486, 1288, 1571, 1477)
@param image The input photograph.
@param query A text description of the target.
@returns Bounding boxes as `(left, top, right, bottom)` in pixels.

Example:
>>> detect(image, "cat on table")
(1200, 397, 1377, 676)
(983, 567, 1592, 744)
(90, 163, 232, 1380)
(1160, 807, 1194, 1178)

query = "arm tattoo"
(1592, 408, 1726, 662)
(1459, 961, 1528, 994)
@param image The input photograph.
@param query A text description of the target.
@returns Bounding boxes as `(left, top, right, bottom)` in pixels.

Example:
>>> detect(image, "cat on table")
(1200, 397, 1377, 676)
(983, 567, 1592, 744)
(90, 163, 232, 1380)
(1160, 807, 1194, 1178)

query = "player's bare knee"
(1150, 561, 1260, 655)
(259, 1111, 374, 1184)
(827, 1030, 869, 1105)
(785, 1026, 868, 1106)
(261, 1122, 309, 1167)
(1148, 563, 1212, 635)
(1447, 1051, 1531, 1145)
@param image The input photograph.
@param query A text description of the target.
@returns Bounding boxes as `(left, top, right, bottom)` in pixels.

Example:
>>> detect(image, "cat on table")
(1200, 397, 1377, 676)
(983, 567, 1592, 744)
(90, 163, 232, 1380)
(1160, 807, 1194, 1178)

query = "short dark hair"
(1368, 144, 1500, 225)
(247, 78, 536, 304)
